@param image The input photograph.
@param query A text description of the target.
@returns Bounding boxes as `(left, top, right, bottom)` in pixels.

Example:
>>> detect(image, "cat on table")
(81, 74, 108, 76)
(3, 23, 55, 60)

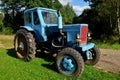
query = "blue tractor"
(14, 7, 100, 77)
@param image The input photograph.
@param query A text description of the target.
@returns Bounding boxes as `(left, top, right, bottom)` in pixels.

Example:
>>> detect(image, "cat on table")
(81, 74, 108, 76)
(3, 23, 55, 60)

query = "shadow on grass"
(36, 52, 58, 72)
(7, 48, 17, 59)
(36, 51, 56, 62)
(41, 63, 58, 73)
(6, 49, 58, 72)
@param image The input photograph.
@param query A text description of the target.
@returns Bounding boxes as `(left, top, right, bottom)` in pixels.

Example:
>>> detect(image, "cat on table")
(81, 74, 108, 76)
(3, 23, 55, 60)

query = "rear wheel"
(56, 48, 84, 77)
(85, 45, 100, 65)
(14, 29, 36, 61)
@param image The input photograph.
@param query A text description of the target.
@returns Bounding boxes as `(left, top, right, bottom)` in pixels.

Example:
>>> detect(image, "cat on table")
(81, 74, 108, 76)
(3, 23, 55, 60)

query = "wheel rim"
(90, 49, 96, 60)
(60, 55, 77, 75)
(86, 50, 93, 59)
(86, 49, 96, 64)
(15, 34, 27, 58)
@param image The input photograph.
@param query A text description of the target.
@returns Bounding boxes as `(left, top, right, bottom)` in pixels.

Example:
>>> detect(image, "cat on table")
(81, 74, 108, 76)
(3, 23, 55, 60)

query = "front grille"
(80, 26, 88, 44)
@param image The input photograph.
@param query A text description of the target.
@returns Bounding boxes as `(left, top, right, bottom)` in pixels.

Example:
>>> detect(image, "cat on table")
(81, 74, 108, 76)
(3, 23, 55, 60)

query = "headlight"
(88, 33, 91, 37)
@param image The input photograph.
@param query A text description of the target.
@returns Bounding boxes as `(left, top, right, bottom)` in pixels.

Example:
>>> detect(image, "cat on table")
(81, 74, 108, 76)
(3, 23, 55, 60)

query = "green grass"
(0, 48, 120, 80)
(0, 35, 120, 80)
(93, 40, 120, 49)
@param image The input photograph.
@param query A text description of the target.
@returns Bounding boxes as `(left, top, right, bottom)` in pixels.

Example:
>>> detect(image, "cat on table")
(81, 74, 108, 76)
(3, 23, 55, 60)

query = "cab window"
(25, 12, 31, 24)
(41, 11, 57, 24)
(33, 12, 40, 25)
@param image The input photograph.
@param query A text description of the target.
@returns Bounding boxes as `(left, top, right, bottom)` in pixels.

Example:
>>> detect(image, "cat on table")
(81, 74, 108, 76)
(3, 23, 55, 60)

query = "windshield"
(42, 11, 58, 24)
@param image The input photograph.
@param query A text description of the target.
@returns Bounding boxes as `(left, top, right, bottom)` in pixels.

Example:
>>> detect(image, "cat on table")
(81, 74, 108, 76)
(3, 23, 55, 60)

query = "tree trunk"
(117, 7, 120, 34)
(116, 7, 120, 43)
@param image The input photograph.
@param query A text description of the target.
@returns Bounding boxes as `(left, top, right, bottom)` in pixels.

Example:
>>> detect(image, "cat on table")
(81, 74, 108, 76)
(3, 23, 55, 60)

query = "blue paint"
(86, 51, 92, 59)
(22, 7, 96, 54)
(22, 7, 89, 45)
(18, 44, 23, 50)
(63, 24, 87, 43)
(80, 43, 95, 51)
(15, 7, 100, 77)
(20, 26, 34, 31)
(60, 55, 77, 74)
(23, 7, 59, 42)
(58, 17, 62, 29)
(62, 57, 74, 70)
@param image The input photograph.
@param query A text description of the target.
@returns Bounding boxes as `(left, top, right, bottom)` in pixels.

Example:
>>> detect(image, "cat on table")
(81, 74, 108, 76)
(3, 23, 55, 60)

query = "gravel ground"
(94, 49, 120, 73)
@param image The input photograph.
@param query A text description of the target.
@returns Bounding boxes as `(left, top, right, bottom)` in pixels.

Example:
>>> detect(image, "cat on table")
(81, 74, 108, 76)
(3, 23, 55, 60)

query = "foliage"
(1, 27, 13, 35)
(93, 40, 120, 49)
(81, 0, 120, 42)
(0, 12, 14, 34)
(1, 0, 76, 33)
(0, 13, 4, 32)
(63, 4, 76, 24)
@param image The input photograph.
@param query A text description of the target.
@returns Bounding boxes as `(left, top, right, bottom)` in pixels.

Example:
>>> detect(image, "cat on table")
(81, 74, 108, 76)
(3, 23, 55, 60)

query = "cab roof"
(24, 7, 57, 13)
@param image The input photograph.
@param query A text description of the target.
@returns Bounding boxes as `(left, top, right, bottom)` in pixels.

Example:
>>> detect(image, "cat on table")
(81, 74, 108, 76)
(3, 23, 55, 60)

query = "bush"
(0, 21, 3, 32)
(0, 13, 13, 35)
(1, 27, 13, 35)
(0, 13, 4, 32)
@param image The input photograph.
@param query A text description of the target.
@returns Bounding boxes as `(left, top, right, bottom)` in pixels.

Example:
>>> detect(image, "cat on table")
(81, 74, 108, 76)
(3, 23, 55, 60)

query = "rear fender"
(20, 26, 44, 43)
(20, 26, 34, 31)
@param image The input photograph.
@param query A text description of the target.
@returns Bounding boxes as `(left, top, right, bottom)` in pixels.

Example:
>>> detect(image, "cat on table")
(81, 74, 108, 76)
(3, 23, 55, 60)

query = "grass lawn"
(0, 35, 120, 80)
(0, 48, 120, 80)
(93, 40, 120, 49)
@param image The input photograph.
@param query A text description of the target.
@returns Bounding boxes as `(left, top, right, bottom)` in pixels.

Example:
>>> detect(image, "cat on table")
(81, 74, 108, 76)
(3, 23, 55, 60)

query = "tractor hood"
(63, 24, 88, 32)
(63, 24, 88, 44)
(46, 24, 88, 45)
(46, 24, 88, 33)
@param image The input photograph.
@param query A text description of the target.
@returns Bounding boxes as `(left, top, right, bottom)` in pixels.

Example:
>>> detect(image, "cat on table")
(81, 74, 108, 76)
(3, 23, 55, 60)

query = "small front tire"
(85, 45, 100, 65)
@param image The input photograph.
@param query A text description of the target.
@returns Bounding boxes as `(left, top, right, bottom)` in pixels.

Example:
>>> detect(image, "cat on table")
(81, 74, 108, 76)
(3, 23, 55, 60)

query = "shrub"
(1, 27, 13, 35)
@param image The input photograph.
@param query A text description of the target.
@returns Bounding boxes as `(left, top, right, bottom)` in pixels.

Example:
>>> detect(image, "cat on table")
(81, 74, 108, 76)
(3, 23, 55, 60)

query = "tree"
(63, 4, 76, 24)
(2, 0, 76, 33)
(0, 13, 4, 32)
(81, 0, 120, 42)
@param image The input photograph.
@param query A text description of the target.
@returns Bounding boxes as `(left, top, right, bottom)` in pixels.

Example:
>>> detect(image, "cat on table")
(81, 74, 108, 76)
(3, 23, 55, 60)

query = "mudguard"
(80, 43, 95, 51)
(20, 26, 34, 31)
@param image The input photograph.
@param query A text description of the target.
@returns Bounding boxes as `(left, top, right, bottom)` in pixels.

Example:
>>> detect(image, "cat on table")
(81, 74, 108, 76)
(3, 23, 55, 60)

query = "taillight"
(80, 26, 88, 44)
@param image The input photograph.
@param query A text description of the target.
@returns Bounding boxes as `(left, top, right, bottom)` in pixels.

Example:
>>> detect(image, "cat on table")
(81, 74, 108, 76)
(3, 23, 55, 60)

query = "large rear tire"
(14, 29, 36, 61)
(56, 48, 84, 77)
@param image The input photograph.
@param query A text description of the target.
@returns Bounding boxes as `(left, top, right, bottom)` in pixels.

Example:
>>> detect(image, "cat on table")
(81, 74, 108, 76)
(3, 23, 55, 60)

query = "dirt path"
(0, 41, 4, 48)
(94, 49, 120, 73)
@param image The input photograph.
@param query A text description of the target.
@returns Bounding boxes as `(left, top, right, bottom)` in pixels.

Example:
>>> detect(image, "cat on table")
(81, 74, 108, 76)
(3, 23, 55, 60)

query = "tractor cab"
(23, 7, 62, 42)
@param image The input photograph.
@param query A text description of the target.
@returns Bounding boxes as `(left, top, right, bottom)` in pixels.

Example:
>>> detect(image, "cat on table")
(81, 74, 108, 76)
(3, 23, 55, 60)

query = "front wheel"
(85, 45, 100, 65)
(56, 48, 84, 77)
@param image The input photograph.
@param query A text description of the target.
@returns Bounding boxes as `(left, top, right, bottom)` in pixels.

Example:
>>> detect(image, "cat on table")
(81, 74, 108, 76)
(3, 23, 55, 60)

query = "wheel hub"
(62, 57, 74, 71)
(18, 42, 24, 50)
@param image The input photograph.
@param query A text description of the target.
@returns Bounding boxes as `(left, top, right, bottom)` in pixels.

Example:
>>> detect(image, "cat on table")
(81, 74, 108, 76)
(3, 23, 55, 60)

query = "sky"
(0, 0, 90, 16)
(58, 0, 90, 16)
(0, 0, 1, 4)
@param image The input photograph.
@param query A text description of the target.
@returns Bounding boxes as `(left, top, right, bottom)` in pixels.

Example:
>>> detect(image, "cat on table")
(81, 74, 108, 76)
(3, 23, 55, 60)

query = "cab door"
(33, 11, 46, 42)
